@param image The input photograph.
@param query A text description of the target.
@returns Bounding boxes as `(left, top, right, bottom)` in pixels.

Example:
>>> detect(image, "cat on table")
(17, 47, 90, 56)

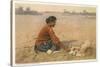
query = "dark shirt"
(35, 25, 63, 47)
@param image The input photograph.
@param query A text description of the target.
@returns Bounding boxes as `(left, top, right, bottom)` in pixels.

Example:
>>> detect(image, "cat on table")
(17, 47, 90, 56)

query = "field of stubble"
(15, 13, 96, 64)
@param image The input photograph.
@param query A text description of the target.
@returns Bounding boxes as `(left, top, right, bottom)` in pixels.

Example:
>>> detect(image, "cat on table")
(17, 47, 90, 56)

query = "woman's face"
(49, 21, 56, 27)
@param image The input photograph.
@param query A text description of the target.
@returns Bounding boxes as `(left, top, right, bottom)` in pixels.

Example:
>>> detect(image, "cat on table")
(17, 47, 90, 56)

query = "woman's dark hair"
(46, 16, 57, 24)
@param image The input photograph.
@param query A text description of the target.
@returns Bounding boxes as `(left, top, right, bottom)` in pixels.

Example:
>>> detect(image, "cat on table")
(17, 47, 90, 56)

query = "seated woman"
(34, 16, 66, 53)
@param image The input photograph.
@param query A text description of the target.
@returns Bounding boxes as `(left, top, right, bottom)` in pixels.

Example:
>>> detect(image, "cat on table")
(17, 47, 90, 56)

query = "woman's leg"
(35, 41, 53, 52)
(49, 40, 61, 51)
(34, 40, 60, 53)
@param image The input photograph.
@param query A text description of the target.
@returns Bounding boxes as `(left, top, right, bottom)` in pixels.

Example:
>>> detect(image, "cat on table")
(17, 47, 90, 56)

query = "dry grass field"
(15, 13, 96, 64)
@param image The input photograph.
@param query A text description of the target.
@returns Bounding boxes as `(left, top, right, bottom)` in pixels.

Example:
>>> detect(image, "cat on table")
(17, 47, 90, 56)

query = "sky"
(15, 2, 96, 13)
